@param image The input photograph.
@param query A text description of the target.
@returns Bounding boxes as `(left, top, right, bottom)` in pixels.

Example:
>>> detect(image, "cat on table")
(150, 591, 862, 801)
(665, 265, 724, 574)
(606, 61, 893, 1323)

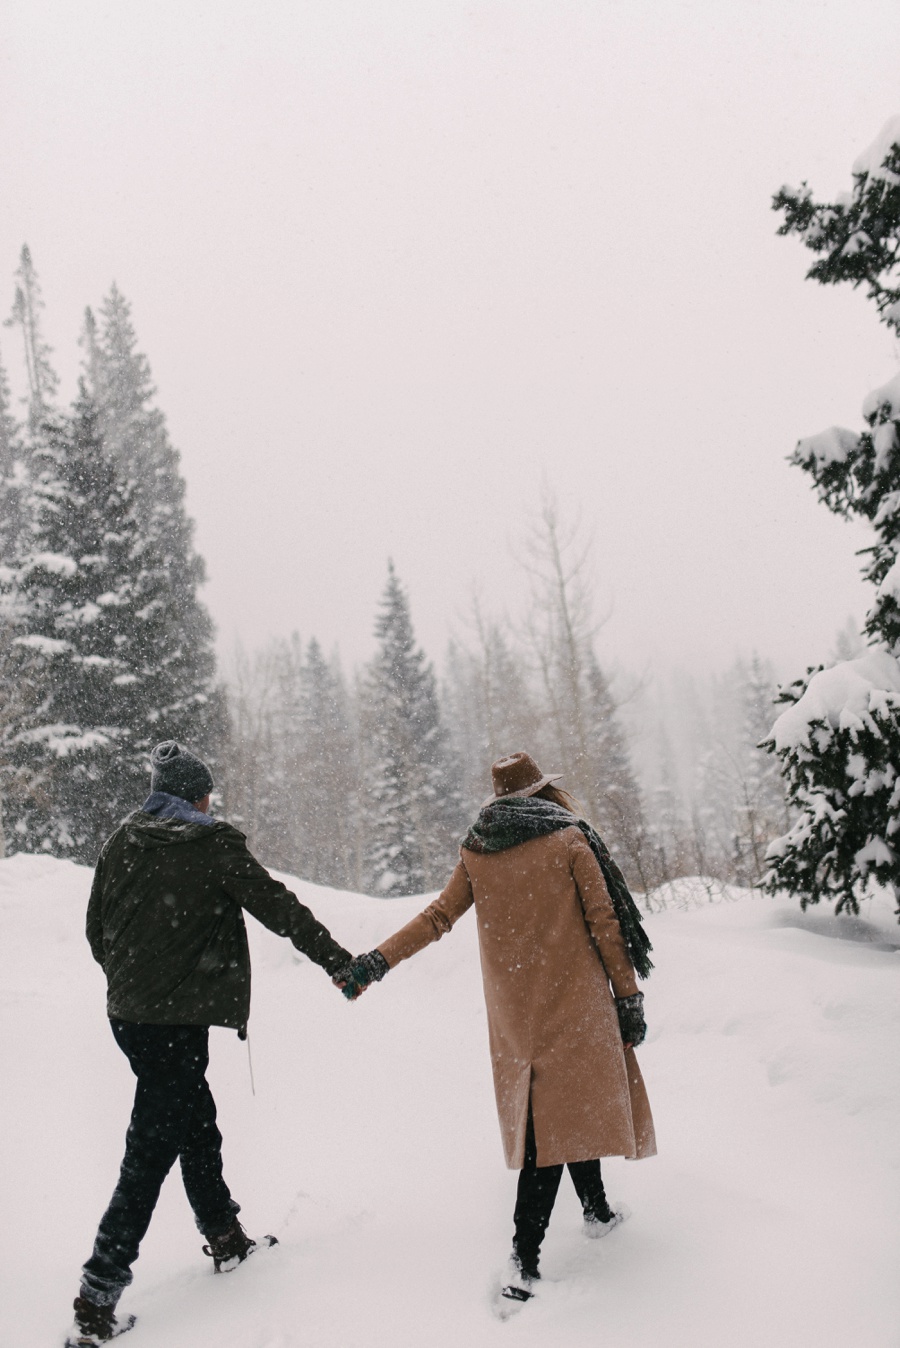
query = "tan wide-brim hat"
(481, 751, 563, 809)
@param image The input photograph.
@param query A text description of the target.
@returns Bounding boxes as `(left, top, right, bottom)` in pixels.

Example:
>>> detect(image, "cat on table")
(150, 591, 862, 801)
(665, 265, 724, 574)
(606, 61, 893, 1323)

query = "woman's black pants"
(80, 1021, 239, 1306)
(512, 1110, 611, 1276)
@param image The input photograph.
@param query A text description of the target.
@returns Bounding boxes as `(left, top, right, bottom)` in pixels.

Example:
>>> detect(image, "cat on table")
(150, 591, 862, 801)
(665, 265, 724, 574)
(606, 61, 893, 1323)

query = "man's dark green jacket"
(86, 811, 352, 1035)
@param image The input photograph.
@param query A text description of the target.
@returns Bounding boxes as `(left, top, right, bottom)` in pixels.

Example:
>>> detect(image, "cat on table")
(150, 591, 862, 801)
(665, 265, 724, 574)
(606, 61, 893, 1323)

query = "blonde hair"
(534, 782, 584, 816)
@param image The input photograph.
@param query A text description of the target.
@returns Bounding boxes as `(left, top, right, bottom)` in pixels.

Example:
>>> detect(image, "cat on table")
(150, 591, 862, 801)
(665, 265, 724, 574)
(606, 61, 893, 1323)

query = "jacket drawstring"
(246, 1031, 256, 1097)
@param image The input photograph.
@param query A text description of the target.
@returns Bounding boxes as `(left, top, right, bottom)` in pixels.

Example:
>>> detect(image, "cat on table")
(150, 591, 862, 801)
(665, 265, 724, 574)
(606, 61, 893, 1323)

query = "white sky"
(2, 0, 899, 681)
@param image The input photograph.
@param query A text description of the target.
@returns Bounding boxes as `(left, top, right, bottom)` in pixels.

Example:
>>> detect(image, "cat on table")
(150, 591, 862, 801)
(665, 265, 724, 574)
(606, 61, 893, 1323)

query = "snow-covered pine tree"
(4, 245, 59, 437)
(766, 118, 900, 917)
(7, 385, 145, 860)
(0, 344, 19, 479)
(0, 341, 26, 570)
(83, 284, 221, 764)
(583, 652, 653, 892)
(362, 563, 462, 896)
(0, 346, 42, 854)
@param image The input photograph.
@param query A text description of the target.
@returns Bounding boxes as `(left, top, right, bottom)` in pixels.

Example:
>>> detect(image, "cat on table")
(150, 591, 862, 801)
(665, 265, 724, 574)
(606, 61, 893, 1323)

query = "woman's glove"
(616, 992, 646, 1047)
(332, 950, 390, 1001)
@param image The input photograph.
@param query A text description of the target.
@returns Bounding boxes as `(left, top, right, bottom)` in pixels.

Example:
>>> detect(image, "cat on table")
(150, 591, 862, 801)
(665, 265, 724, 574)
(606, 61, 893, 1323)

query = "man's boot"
(202, 1219, 277, 1272)
(66, 1295, 136, 1346)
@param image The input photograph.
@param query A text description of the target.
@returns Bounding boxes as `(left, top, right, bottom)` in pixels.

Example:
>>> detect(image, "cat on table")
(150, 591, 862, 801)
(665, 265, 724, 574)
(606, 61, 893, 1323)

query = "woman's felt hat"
(482, 751, 563, 808)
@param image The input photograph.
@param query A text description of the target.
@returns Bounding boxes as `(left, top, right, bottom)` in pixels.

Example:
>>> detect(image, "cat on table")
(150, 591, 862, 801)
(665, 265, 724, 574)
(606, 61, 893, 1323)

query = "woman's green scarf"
(462, 795, 653, 979)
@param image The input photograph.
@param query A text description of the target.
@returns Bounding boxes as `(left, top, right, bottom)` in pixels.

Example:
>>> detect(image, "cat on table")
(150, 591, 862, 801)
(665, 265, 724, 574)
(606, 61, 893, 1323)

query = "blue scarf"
(141, 791, 217, 827)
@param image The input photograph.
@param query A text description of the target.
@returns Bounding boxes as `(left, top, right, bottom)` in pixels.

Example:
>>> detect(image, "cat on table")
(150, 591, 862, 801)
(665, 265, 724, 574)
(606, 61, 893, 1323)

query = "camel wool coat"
(377, 826, 657, 1169)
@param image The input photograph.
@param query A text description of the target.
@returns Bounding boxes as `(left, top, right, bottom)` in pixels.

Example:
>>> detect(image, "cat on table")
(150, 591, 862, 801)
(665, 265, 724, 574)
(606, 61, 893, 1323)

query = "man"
(68, 741, 354, 1347)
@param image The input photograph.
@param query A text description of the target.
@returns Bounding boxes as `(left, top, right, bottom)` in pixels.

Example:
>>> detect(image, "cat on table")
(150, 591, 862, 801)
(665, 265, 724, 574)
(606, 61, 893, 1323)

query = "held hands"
(616, 992, 647, 1048)
(332, 950, 390, 1002)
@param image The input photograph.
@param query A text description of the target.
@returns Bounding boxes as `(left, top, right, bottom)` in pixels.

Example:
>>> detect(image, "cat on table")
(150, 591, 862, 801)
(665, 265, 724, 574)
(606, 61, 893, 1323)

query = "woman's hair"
(534, 782, 583, 816)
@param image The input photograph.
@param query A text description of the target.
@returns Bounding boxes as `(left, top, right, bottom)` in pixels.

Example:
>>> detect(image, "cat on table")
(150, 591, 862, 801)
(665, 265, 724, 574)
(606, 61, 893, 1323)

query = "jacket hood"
(123, 811, 231, 850)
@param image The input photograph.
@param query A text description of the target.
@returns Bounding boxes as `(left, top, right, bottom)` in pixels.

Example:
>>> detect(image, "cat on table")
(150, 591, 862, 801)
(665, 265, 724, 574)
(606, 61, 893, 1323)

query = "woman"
(336, 751, 656, 1305)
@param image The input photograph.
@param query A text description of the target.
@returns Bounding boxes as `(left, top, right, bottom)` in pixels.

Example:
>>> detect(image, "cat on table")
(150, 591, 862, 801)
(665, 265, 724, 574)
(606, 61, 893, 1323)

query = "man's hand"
(332, 950, 390, 1002)
(332, 975, 370, 1001)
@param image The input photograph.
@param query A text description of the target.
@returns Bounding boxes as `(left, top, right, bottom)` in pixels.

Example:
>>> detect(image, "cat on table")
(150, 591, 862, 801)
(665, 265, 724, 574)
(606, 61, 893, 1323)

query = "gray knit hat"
(150, 741, 214, 803)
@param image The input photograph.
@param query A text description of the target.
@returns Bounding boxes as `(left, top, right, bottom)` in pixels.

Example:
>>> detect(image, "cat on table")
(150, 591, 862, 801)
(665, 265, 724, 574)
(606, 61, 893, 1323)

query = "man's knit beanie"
(150, 741, 214, 804)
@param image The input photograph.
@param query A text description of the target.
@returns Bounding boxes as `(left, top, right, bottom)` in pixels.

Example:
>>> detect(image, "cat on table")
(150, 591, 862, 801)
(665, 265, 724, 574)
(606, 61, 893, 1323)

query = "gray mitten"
(332, 950, 390, 1000)
(616, 992, 646, 1047)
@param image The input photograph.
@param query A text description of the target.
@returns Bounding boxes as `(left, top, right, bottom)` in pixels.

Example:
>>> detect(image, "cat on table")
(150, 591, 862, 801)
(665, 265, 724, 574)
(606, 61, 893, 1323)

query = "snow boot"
(584, 1202, 630, 1239)
(500, 1251, 540, 1305)
(65, 1295, 136, 1346)
(202, 1219, 277, 1272)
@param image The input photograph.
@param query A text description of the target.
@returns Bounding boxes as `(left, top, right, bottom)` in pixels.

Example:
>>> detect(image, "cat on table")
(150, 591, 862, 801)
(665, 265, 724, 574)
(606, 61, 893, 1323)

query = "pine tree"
(0, 342, 46, 854)
(79, 307, 105, 410)
(582, 652, 652, 892)
(645, 725, 689, 889)
(444, 600, 542, 813)
(362, 563, 462, 896)
(6, 386, 145, 860)
(766, 119, 900, 918)
(220, 641, 282, 855)
(0, 341, 26, 569)
(83, 284, 221, 763)
(0, 343, 19, 478)
(220, 636, 361, 887)
(731, 656, 789, 886)
(4, 245, 59, 437)
(290, 639, 359, 887)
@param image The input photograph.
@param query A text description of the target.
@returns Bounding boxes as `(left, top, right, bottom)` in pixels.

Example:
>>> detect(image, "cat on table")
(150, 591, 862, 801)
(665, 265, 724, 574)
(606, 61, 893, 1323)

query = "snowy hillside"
(1, 857, 898, 1347)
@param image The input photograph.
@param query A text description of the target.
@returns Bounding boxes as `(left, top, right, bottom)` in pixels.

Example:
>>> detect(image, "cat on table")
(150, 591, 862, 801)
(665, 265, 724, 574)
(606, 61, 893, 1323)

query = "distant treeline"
(223, 510, 795, 898)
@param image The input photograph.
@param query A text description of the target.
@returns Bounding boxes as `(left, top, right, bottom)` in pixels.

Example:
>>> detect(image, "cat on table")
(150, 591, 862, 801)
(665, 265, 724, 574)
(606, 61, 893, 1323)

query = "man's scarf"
(461, 796, 653, 979)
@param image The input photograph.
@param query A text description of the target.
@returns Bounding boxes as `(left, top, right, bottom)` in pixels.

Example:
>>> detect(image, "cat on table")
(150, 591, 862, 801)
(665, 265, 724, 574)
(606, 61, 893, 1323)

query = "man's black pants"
(81, 1021, 239, 1306)
(513, 1109, 611, 1275)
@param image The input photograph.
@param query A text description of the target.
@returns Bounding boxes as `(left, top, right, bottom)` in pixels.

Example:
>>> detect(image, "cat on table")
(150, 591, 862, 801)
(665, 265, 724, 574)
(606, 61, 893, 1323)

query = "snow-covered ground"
(1, 857, 898, 1347)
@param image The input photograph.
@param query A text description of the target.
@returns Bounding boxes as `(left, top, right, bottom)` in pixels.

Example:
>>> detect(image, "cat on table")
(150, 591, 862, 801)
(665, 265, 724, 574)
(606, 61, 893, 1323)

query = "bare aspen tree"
(517, 496, 651, 890)
(4, 245, 59, 437)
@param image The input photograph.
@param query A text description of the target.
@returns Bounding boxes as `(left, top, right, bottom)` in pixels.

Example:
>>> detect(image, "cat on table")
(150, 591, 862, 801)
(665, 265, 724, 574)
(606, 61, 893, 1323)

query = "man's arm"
(85, 855, 106, 968)
(218, 829, 351, 975)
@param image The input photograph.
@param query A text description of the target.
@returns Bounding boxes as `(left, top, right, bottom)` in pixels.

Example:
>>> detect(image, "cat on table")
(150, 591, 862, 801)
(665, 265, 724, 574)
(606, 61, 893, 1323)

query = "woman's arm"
(376, 860, 475, 968)
(568, 831, 639, 999)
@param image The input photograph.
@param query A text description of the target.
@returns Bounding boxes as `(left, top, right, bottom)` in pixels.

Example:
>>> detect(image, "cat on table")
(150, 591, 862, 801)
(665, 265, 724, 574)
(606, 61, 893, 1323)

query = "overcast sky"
(2, 0, 899, 682)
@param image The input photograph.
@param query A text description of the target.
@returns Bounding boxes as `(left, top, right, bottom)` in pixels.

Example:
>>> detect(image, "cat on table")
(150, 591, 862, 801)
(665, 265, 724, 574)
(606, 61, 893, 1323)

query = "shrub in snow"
(766, 119, 900, 918)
